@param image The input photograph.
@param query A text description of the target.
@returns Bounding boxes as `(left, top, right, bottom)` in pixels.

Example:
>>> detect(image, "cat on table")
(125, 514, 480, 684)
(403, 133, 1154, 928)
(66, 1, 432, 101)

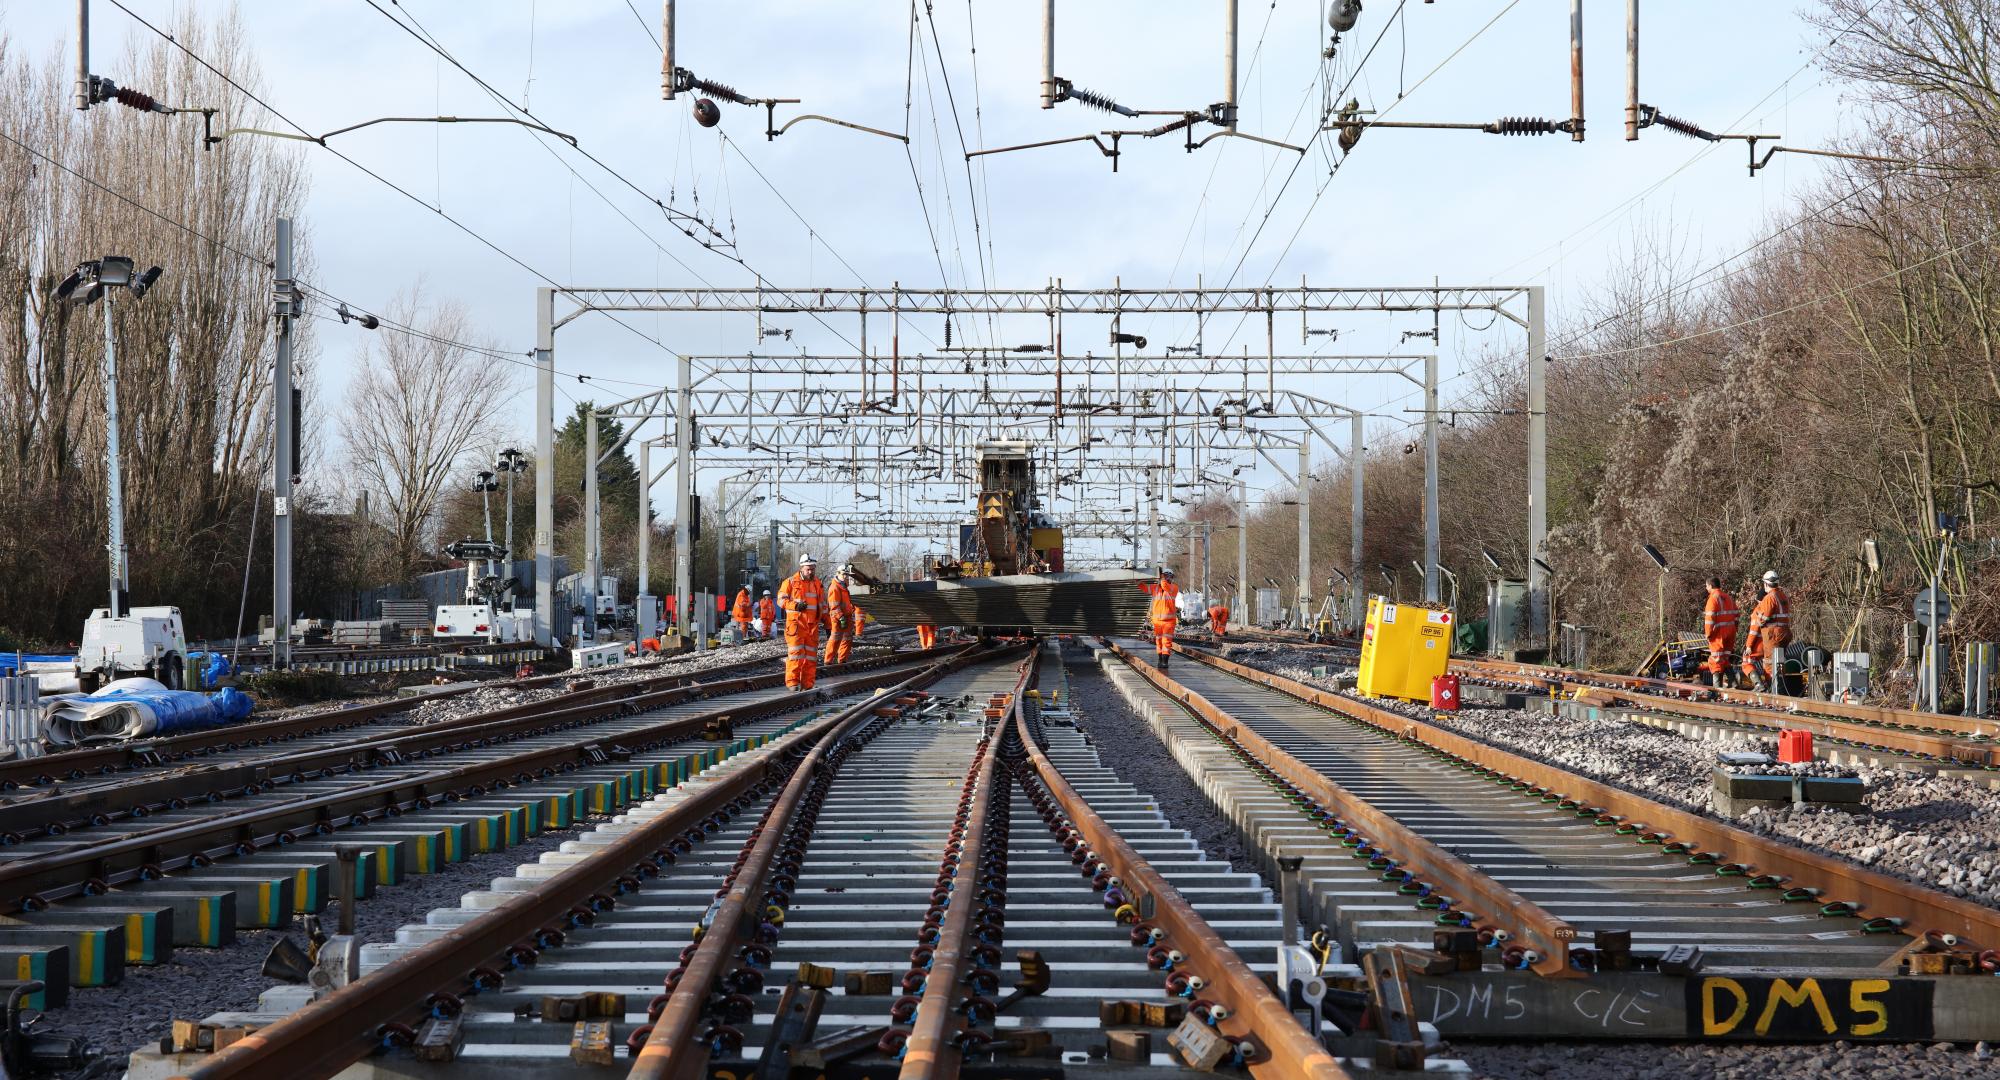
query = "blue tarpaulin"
(41, 678, 257, 746)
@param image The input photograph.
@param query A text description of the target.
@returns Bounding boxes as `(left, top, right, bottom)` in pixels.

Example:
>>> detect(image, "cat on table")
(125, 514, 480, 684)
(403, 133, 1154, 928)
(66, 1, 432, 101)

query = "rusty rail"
(1111, 643, 1579, 976)
(896, 652, 1035, 1079)
(629, 643, 1025, 1080)
(1182, 646, 2000, 950)
(166, 645, 985, 1080)
(1024, 652, 1352, 1078)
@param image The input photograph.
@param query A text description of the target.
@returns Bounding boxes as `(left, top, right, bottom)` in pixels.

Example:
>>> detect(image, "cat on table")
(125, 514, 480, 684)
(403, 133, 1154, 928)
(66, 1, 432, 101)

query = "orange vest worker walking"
(1699, 578, 1739, 688)
(777, 555, 827, 690)
(823, 566, 858, 666)
(1146, 568, 1181, 671)
(757, 592, 776, 638)
(732, 587, 754, 640)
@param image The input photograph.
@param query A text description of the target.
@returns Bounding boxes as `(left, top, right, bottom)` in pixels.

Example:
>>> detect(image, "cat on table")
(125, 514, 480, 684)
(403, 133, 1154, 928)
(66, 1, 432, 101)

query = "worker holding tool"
(1700, 576, 1740, 688)
(732, 586, 754, 641)
(1207, 598, 1230, 639)
(1145, 567, 1181, 671)
(757, 590, 777, 639)
(1741, 570, 1792, 693)
(777, 555, 826, 690)
(823, 565, 858, 666)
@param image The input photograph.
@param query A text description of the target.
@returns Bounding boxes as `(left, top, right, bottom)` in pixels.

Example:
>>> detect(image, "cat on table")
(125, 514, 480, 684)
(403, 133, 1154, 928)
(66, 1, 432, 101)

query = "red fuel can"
(1430, 674, 1461, 712)
(1778, 729, 1814, 763)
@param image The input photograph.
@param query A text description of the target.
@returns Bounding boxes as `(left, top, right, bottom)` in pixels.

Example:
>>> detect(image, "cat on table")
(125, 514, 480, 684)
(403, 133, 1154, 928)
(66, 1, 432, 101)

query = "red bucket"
(1430, 674, 1461, 712)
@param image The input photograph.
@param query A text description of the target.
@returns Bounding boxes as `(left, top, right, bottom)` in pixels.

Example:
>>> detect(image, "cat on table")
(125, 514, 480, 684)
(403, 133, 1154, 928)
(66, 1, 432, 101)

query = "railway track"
(125, 643, 1451, 1079)
(1221, 628, 2000, 771)
(0, 648, 939, 1024)
(1094, 639, 2000, 1044)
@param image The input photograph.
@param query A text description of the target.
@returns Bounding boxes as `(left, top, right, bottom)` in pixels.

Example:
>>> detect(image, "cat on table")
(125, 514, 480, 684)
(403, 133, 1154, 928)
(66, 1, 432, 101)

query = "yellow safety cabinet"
(1356, 596, 1454, 702)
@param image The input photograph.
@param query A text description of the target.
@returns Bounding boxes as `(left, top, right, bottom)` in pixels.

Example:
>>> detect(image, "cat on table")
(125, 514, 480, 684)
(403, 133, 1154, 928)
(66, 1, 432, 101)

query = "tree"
(345, 287, 514, 573)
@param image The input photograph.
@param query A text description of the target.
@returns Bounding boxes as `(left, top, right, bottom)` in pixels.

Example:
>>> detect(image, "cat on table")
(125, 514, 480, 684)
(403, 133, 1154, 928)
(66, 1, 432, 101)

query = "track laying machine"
(851, 440, 1151, 635)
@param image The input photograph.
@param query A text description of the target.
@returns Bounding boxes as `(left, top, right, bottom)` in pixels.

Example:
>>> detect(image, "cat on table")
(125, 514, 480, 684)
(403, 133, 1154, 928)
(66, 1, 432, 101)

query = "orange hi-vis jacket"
(1207, 604, 1230, 633)
(1748, 587, 1792, 643)
(824, 578, 857, 629)
(732, 589, 753, 623)
(1146, 580, 1181, 624)
(1703, 588, 1740, 641)
(777, 572, 826, 643)
(757, 596, 776, 625)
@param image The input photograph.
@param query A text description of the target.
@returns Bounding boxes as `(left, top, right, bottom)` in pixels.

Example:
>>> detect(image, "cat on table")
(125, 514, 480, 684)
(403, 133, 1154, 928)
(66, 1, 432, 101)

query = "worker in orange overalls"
(915, 623, 938, 649)
(823, 564, 858, 666)
(1699, 577, 1740, 688)
(757, 590, 777, 640)
(1207, 598, 1230, 639)
(777, 555, 827, 690)
(1741, 570, 1792, 693)
(732, 587, 754, 641)
(1145, 567, 1181, 671)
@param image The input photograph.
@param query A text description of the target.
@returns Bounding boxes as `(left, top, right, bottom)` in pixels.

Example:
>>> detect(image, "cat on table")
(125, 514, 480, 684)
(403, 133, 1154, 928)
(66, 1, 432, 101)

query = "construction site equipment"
(41, 679, 253, 745)
(1355, 596, 1452, 702)
(74, 606, 187, 693)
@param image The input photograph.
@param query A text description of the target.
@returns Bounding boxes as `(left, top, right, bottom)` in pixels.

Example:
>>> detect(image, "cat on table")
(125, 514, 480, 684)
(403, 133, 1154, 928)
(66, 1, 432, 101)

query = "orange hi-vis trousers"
(823, 614, 854, 665)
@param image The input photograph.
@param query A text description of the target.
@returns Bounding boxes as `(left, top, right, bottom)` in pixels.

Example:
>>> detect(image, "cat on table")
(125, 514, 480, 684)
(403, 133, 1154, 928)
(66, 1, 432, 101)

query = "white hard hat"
(799, 553, 817, 567)
(1160, 566, 1176, 577)
(1762, 570, 1780, 585)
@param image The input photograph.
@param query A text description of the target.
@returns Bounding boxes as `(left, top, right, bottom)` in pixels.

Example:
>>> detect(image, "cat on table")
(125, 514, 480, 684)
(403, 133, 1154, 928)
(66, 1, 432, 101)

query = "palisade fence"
(0, 676, 41, 760)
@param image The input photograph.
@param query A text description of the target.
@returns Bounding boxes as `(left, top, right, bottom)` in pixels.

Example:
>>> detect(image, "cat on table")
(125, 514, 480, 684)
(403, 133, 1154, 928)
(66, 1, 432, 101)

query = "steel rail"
(170, 645, 987, 1080)
(1028, 654, 1353, 1078)
(2, 644, 948, 792)
(1108, 643, 1579, 976)
(0, 648, 950, 839)
(897, 652, 1035, 1079)
(1181, 646, 2000, 949)
(0, 656, 944, 911)
(628, 643, 1025, 1080)
(1451, 656, 2000, 764)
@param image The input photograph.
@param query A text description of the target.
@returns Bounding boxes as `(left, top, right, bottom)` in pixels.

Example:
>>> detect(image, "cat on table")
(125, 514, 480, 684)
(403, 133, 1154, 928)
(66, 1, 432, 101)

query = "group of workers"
(1139, 566, 1235, 672)
(1700, 570, 1793, 691)
(730, 587, 779, 640)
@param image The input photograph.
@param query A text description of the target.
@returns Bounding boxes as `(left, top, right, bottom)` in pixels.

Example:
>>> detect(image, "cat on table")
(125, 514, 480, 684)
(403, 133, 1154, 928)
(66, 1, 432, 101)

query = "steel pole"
(1236, 480, 1249, 627)
(1223, 0, 1239, 127)
(1525, 286, 1548, 647)
(1039, 0, 1056, 108)
(660, 0, 676, 99)
(637, 437, 651, 601)
(101, 292, 126, 621)
(76, 0, 90, 110)
(1569, 0, 1584, 142)
(714, 476, 728, 623)
(1297, 440, 1312, 625)
(1349, 412, 1365, 629)
(1423, 352, 1441, 603)
(1625, 0, 1640, 141)
(674, 354, 694, 643)
(272, 218, 297, 668)
(502, 465, 515, 575)
(534, 288, 556, 646)
(584, 406, 600, 642)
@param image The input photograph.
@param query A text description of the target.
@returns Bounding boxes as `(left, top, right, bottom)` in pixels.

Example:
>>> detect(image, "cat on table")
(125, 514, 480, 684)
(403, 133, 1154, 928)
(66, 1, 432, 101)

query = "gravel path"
(47, 822, 592, 1076)
(1216, 644, 2000, 912)
(1058, 645, 1268, 885)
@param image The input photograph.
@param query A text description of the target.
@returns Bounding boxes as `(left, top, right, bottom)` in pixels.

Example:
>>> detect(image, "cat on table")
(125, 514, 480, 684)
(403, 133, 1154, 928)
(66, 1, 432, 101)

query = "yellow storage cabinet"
(1356, 596, 1454, 702)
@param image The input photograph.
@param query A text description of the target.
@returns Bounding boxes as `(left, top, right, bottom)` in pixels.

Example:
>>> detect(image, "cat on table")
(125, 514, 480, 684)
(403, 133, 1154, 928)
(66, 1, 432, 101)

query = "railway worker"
(823, 565, 858, 666)
(1741, 570, 1793, 693)
(915, 623, 938, 649)
(777, 555, 827, 690)
(1207, 599, 1231, 639)
(757, 590, 777, 639)
(732, 586, 754, 641)
(1699, 577, 1740, 688)
(1145, 567, 1181, 671)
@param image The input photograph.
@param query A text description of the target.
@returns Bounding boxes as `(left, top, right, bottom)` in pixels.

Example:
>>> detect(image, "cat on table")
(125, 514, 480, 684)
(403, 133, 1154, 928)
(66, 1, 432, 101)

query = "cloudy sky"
(8, 2, 1855, 565)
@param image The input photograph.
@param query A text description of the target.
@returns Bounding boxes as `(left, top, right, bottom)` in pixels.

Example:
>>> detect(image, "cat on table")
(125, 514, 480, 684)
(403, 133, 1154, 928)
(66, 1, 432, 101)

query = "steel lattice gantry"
(531, 282, 1546, 647)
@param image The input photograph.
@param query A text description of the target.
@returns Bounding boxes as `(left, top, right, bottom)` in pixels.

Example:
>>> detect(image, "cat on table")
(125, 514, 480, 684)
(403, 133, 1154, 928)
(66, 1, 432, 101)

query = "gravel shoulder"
(1218, 643, 2000, 912)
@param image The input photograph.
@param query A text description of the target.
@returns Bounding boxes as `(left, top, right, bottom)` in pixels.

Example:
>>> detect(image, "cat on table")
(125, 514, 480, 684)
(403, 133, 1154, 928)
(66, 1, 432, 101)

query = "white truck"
(76, 606, 188, 692)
